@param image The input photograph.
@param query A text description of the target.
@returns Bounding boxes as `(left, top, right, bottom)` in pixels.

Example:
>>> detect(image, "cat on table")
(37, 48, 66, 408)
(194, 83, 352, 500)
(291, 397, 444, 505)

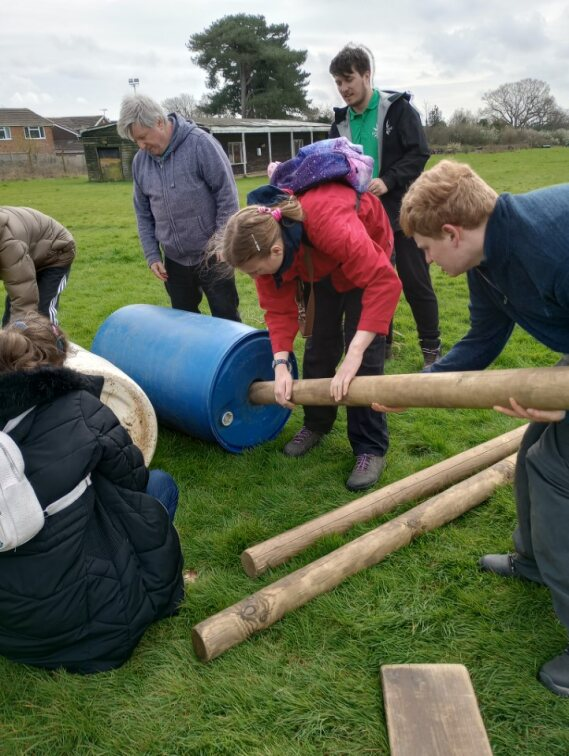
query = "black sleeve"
(380, 99, 430, 192)
(80, 391, 149, 492)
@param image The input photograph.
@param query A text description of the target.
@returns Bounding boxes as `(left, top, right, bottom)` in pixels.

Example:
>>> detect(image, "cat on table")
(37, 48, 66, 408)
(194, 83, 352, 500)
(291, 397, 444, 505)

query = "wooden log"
(192, 454, 517, 662)
(241, 425, 525, 577)
(249, 366, 569, 409)
(381, 664, 492, 756)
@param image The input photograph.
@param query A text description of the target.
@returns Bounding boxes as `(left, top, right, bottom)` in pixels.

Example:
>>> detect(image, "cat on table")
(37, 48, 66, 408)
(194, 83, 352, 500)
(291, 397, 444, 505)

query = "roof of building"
(81, 116, 330, 138)
(47, 115, 110, 134)
(0, 108, 53, 126)
(197, 116, 330, 134)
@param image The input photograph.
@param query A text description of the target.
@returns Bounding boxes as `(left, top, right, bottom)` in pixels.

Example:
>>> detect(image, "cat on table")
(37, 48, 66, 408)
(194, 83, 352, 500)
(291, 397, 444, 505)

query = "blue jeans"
(146, 469, 179, 522)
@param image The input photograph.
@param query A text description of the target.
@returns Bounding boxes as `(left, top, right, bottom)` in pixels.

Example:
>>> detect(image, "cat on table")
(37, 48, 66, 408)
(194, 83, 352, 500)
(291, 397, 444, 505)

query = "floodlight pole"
(128, 77, 140, 94)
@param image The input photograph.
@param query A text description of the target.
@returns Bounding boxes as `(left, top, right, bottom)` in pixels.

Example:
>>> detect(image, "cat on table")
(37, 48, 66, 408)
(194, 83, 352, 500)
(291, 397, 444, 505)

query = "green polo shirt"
(349, 89, 380, 178)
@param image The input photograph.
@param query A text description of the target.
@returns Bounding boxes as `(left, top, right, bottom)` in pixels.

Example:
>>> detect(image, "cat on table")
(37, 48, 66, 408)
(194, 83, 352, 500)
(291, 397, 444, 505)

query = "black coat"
(0, 367, 184, 673)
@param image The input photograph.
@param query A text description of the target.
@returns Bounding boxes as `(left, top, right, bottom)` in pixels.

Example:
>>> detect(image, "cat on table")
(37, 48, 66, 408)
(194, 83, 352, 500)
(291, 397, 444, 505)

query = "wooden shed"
(198, 117, 330, 176)
(81, 123, 138, 181)
(80, 116, 330, 182)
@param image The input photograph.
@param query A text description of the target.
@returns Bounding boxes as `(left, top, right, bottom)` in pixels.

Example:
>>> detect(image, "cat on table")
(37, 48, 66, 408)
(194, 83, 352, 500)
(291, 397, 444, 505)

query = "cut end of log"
(191, 626, 211, 663)
(240, 549, 261, 578)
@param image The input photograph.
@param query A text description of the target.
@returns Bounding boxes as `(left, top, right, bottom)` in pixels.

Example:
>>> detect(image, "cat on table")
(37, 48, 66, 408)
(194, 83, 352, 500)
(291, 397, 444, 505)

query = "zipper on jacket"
(476, 267, 508, 305)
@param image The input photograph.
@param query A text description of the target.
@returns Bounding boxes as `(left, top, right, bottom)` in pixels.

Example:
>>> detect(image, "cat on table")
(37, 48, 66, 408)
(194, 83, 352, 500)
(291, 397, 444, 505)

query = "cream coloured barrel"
(65, 343, 158, 466)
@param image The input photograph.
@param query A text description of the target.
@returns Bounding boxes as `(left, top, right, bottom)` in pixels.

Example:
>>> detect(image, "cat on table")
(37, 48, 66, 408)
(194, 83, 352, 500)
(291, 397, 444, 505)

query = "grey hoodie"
(132, 113, 239, 266)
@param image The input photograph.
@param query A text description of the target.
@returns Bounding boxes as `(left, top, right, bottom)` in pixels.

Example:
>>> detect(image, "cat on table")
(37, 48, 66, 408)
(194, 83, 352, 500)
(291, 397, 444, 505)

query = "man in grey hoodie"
(118, 95, 240, 321)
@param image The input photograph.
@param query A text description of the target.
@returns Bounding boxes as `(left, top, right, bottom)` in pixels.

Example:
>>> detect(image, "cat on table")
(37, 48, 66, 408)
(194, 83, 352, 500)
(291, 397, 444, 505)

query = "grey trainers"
(539, 649, 569, 697)
(346, 454, 386, 491)
(283, 427, 324, 458)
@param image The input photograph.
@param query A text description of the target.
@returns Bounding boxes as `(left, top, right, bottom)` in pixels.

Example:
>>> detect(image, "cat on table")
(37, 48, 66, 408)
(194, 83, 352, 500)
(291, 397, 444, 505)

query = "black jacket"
(0, 367, 184, 673)
(330, 91, 430, 229)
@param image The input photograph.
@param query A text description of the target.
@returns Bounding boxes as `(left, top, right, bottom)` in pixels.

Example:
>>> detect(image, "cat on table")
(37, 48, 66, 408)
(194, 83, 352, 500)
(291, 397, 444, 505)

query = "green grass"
(1, 148, 569, 755)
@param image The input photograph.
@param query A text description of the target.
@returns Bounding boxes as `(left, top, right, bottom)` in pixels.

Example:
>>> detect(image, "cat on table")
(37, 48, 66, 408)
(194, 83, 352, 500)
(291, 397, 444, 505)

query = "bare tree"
(161, 93, 205, 120)
(482, 78, 561, 129)
(448, 108, 478, 127)
(301, 102, 334, 123)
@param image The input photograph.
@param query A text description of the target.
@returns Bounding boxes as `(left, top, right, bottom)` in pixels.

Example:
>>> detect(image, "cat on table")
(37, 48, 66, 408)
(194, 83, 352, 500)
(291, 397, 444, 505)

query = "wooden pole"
(241, 425, 525, 577)
(192, 454, 517, 662)
(249, 366, 569, 410)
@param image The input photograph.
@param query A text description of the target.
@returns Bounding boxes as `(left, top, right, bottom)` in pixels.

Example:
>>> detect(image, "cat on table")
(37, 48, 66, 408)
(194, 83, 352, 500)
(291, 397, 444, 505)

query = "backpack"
(0, 409, 91, 552)
(269, 137, 374, 196)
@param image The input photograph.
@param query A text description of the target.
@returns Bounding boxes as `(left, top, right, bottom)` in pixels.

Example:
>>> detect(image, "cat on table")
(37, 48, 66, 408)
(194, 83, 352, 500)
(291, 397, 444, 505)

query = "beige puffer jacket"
(0, 206, 76, 321)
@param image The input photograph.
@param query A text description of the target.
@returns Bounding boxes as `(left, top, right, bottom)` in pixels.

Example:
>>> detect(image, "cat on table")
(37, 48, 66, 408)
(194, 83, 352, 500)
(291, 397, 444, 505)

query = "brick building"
(0, 109, 56, 155)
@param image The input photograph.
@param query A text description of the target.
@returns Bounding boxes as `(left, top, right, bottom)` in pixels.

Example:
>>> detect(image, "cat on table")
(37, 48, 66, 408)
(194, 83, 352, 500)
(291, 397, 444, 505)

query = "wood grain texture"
(192, 455, 516, 662)
(249, 367, 569, 409)
(242, 426, 525, 577)
(381, 664, 492, 756)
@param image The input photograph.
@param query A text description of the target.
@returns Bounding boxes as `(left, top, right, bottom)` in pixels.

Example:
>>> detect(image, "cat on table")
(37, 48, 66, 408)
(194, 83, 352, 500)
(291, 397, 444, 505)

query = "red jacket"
(255, 183, 401, 353)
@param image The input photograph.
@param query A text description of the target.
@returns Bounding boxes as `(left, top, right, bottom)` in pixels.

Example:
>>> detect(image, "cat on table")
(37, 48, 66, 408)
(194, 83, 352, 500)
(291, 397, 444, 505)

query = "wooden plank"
(381, 664, 492, 756)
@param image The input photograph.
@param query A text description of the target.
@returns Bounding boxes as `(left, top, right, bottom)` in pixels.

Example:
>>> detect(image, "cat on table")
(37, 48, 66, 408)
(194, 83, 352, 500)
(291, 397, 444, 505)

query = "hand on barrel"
(493, 397, 566, 423)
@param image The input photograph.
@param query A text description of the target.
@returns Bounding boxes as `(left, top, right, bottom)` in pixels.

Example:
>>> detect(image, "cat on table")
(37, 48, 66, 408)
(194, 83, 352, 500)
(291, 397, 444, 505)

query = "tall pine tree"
(187, 14, 310, 118)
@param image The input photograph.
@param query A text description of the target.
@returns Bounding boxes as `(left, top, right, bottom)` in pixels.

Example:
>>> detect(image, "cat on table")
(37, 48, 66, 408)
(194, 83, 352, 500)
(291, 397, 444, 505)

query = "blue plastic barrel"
(91, 305, 296, 453)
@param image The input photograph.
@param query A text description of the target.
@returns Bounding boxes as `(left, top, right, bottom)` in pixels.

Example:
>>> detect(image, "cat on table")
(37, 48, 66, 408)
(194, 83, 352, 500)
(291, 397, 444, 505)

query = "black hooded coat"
(0, 367, 184, 673)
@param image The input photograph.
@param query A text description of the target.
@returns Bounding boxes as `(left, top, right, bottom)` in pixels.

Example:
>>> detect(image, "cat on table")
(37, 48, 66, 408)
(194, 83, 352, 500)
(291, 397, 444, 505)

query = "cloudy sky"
(2, 0, 569, 123)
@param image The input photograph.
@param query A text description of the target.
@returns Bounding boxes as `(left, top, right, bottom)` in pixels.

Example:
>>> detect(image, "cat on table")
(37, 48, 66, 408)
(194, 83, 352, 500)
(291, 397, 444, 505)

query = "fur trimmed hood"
(0, 367, 103, 425)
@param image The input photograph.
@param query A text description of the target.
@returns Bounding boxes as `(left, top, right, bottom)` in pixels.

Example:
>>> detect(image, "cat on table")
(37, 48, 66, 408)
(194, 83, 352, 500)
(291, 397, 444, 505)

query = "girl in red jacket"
(221, 182, 402, 490)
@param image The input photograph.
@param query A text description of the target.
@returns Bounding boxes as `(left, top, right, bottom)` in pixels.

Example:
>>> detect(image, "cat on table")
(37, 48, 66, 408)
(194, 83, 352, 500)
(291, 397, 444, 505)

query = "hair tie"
(13, 320, 27, 331)
(257, 206, 282, 222)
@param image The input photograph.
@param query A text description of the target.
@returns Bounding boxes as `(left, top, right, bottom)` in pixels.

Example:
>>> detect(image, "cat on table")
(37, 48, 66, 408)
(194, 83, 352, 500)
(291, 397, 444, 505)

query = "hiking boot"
(346, 454, 386, 492)
(539, 649, 569, 697)
(283, 427, 324, 458)
(422, 345, 442, 367)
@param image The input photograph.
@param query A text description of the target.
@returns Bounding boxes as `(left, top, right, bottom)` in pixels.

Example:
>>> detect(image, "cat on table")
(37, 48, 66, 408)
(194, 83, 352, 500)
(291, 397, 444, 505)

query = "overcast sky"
(2, 0, 569, 123)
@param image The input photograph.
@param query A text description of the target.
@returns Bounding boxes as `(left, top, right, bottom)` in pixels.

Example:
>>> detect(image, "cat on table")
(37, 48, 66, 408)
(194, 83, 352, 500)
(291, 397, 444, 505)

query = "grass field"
(1, 148, 569, 754)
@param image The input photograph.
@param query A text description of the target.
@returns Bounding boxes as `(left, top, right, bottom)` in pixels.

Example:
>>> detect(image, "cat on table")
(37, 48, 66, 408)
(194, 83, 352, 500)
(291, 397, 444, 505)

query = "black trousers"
(512, 419, 569, 633)
(301, 277, 388, 457)
(164, 257, 241, 322)
(388, 231, 440, 347)
(2, 265, 71, 326)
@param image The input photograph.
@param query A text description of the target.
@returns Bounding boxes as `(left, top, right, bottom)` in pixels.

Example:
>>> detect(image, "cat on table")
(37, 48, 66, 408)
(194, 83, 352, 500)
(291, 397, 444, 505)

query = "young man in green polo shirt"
(329, 44, 441, 368)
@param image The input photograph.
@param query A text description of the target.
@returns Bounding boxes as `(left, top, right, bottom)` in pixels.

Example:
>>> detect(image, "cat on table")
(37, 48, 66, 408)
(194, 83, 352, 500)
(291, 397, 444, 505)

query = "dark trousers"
(302, 277, 388, 457)
(164, 257, 241, 322)
(512, 420, 569, 633)
(388, 231, 440, 347)
(2, 265, 71, 326)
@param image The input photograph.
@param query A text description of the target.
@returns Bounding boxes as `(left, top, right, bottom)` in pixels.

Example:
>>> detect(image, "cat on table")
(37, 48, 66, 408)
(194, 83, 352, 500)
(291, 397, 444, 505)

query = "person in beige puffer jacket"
(0, 206, 76, 326)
